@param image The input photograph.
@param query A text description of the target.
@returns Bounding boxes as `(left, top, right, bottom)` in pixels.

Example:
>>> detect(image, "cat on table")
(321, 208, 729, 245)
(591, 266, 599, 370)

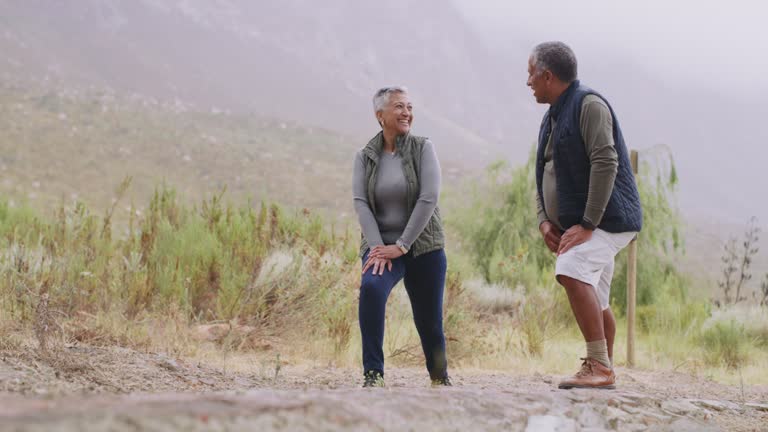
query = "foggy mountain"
(0, 0, 529, 165)
(1, 0, 766, 285)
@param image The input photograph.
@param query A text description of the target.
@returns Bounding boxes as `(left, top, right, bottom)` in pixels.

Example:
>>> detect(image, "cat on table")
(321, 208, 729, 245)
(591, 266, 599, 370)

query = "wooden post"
(626, 150, 639, 368)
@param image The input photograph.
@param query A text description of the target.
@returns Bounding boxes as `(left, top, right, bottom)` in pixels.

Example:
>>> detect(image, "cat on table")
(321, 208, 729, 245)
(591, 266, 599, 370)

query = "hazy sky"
(455, 0, 768, 96)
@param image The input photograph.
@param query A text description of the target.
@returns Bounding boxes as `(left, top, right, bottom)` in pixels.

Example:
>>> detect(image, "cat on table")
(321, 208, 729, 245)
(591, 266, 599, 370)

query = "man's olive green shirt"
(536, 94, 619, 230)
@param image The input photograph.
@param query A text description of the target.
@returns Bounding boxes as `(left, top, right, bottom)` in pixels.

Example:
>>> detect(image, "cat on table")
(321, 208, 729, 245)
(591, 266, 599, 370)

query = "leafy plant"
(700, 320, 751, 369)
(718, 217, 760, 305)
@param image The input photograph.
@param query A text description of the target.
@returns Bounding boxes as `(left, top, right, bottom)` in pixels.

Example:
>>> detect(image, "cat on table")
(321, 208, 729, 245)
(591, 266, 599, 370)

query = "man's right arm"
(535, 190, 561, 252)
(535, 191, 548, 227)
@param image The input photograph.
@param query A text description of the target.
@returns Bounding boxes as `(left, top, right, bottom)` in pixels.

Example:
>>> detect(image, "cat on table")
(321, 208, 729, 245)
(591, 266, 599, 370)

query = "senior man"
(526, 41, 643, 389)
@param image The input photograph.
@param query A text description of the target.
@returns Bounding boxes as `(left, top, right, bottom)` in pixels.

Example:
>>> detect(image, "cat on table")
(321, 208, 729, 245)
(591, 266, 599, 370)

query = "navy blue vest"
(536, 81, 643, 233)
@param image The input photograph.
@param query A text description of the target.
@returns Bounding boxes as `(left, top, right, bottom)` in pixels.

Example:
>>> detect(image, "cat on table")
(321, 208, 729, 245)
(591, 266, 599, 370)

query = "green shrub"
(637, 300, 710, 334)
(451, 146, 689, 318)
(0, 186, 358, 338)
(449, 151, 554, 290)
(700, 320, 752, 369)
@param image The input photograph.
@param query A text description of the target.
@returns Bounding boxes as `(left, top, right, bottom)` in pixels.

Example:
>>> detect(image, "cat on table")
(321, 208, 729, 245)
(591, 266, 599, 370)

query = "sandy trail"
(1, 346, 766, 431)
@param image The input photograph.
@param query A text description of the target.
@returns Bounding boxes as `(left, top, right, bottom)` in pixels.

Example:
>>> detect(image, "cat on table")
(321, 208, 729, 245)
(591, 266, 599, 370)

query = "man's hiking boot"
(431, 376, 453, 386)
(558, 357, 615, 390)
(362, 370, 384, 388)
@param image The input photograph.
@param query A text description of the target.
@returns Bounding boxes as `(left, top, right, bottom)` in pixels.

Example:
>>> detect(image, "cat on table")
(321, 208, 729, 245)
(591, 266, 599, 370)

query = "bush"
(449, 152, 554, 290)
(611, 152, 688, 314)
(699, 320, 752, 369)
(451, 146, 689, 318)
(637, 300, 710, 334)
(0, 186, 359, 346)
(700, 321, 750, 369)
(707, 305, 768, 348)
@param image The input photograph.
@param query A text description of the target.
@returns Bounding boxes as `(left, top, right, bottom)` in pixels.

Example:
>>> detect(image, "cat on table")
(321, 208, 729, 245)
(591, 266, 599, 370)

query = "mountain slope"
(0, 0, 530, 165)
(0, 79, 360, 216)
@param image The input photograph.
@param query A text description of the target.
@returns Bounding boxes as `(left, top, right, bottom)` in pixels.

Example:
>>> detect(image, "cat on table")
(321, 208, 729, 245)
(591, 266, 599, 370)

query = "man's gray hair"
(531, 42, 578, 83)
(373, 86, 408, 112)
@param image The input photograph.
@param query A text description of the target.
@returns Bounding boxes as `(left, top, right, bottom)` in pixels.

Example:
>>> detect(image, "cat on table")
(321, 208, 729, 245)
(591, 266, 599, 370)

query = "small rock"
(620, 374, 638, 382)
(621, 405, 643, 415)
(525, 415, 576, 432)
(615, 391, 654, 405)
(661, 399, 700, 416)
(668, 418, 718, 432)
(605, 406, 629, 429)
(640, 411, 672, 426)
(576, 406, 604, 428)
(158, 357, 180, 372)
(745, 403, 768, 412)
(199, 377, 216, 386)
(688, 399, 742, 412)
(617, 422, 647, 432)
(563, 391, 592, 403)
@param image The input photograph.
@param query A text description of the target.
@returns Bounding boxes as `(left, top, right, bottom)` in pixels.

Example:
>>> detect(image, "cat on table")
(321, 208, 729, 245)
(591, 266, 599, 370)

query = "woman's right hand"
(362, 256, 393, 275)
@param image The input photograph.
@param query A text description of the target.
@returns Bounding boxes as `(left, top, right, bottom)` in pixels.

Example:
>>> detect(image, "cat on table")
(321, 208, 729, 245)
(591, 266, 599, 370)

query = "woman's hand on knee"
(369, 245, 404, 260)
(363, 256, 393, 275)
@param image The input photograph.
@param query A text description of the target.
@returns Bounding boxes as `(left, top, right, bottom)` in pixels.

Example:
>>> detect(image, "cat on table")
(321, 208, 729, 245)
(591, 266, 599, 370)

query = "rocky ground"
(0, 345, 766, 431)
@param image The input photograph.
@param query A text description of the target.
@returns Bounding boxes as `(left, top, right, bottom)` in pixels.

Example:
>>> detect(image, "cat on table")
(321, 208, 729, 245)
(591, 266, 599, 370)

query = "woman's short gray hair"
(531, 41, 578, 83)
(372, 86, 408, 112)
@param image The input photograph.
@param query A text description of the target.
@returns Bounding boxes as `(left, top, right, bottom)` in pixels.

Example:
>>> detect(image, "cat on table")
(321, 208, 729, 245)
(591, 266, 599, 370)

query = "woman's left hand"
(369, 245, 404, 260)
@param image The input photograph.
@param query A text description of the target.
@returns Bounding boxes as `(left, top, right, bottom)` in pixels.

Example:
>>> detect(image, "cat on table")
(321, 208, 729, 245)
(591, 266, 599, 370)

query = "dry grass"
(2, 182, 767, 387)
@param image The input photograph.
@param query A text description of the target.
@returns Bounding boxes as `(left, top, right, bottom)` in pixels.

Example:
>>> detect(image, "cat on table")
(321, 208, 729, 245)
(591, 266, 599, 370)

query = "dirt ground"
(0, 345, 766, 431)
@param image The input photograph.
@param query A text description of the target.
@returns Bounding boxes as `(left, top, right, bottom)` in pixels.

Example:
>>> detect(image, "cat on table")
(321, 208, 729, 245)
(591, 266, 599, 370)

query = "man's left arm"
(557, 97, 618, 255)
(581, 96, 618, 228)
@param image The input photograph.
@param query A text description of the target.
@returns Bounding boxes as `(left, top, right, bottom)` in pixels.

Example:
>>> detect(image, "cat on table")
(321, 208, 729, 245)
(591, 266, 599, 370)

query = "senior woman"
(352, 86, 450, 388)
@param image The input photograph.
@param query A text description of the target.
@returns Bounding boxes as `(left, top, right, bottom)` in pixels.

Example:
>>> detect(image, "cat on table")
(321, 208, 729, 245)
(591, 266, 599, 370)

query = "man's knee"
(556, 274, 589, 289)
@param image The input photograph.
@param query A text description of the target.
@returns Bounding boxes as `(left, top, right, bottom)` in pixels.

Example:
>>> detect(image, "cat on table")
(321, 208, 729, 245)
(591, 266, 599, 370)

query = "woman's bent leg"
(359, 252, 405, 375)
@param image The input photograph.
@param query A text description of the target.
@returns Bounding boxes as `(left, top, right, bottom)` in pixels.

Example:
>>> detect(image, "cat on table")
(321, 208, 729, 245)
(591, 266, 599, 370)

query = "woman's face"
(378, 92, 413, 135)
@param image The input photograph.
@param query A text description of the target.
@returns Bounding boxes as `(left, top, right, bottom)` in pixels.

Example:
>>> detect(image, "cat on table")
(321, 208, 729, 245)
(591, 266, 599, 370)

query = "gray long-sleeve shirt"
(353, 140, 441, 250)
(537, 95, 619, 230)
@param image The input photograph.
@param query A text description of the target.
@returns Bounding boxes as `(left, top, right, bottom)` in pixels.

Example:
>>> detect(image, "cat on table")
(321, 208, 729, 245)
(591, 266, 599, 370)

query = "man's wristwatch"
(580, 218, 596, 231)
(396, 239, 409, 255)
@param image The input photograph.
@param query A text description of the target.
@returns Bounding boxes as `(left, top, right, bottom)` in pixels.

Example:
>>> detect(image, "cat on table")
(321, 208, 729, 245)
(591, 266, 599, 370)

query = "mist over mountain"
(1, 0, 766, 285)
(0, 0, 534, 166)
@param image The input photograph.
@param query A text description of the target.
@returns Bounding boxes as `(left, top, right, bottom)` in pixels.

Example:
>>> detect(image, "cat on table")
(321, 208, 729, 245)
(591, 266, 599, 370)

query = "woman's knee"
(415, 318, 444, 337)
(360, 276, 387, 300)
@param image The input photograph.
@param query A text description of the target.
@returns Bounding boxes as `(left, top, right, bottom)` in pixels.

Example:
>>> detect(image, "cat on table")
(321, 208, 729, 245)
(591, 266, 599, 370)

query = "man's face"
(527, 56, 550, 104)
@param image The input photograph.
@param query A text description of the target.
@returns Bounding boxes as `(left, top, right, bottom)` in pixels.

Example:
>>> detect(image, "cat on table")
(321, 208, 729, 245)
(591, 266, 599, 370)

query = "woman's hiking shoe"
(363, 370, 385, 388)
(431, 376, 453, 386)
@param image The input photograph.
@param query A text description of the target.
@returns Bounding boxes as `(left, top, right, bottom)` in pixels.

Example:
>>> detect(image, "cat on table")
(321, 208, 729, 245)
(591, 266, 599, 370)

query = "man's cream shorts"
(555, 228, 637, 310)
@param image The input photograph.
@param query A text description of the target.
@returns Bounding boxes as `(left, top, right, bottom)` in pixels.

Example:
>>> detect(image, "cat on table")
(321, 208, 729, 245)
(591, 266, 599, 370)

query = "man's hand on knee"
(557, 225, 593, 255)
(539, 221, 562, 253)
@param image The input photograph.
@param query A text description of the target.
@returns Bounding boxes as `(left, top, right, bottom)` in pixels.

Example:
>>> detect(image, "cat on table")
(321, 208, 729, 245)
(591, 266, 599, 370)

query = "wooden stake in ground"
(626, 150, 639, 367)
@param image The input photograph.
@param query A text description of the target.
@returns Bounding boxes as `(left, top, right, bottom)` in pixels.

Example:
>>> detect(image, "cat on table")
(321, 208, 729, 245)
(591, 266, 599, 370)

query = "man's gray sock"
(586, 339, 611, 368)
